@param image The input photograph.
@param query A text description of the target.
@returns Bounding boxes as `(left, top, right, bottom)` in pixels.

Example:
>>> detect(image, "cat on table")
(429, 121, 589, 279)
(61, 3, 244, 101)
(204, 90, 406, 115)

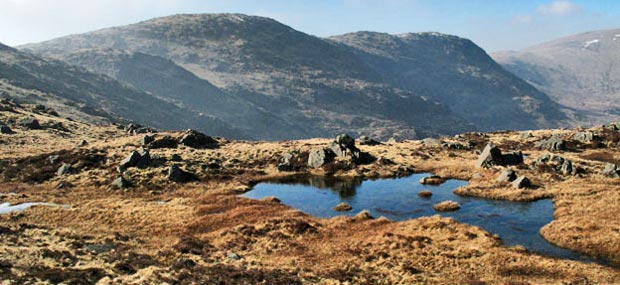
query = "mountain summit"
(20, 13, 570, 138)
(492, 28, 620, 125)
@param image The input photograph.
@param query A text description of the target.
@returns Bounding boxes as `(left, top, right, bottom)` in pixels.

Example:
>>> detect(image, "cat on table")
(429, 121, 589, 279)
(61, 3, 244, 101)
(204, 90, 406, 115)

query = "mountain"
(20, 13, 568, 138)
(329, 32, 569, 131)
(492, 29, 620, 125)
(0, 42, 247, 138)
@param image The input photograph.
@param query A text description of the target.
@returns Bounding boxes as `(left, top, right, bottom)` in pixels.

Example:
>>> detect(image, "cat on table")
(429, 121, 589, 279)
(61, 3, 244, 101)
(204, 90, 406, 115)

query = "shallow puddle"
(243, 173, 598, 263)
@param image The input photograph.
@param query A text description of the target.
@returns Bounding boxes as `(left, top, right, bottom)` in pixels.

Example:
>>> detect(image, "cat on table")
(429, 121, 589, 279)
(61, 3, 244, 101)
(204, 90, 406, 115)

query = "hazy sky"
(1, 0, 620, 51)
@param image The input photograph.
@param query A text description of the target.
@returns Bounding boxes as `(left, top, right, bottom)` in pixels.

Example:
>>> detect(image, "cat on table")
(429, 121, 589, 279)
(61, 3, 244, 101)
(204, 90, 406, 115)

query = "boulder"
(519, 132, 533, 139)
(0, 125, 14, 134)
(277, 153, 294, 172)
(418, 190, 433, 198)
(136, 149, 151, 169)
(419, 175, 445, 185)
(496, 169, 517, 182)
(331, 134, 360, 159)
(148, 136, 178, 149)
(353, 210, 374, 220)
(333, 202, 352, 212)
(18, 118, 41, 130)
(56, 163, 73, 176)
(168, 165, 194, 183)
(602, 163, 620, 178)
(358, 135, 380, 146)
(503, 151, 524, 166)
(307, 148, 336, 168)
(475, 144, 504, 168)
(48, 155, 60, 164)
(511, 176, 531, 189)
(111, 177, 130, 189)
(170, 154, 183, 161)
(179, 129, 218, 149)
(141, 134, 155, 145)
(433, 201, 461, 212)
(119, 151, 141, 169)
(535, 136, 566, 151)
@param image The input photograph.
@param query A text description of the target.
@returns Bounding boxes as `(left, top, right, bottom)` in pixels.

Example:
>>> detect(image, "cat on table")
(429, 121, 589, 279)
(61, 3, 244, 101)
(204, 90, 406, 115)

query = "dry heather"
(1, 104, 620, 284)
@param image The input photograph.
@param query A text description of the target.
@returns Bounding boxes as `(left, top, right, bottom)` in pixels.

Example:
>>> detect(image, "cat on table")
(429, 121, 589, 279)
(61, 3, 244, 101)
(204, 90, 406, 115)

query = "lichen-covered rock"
(535, 136, 566, 151)
(307, 148, 335, 168)
(574, 131, 595, 143)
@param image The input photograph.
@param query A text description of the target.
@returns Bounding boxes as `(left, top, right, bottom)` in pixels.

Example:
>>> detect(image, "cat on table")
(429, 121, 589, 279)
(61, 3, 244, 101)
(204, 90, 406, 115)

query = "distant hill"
(20, 13, 570, 139)
(0, 42, 248, 138)
(492, 29, 620, 125)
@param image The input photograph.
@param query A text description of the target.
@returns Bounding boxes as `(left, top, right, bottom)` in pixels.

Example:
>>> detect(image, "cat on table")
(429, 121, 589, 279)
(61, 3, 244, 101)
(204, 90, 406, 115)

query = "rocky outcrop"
(141, 134, 155, 145)
(330, 134, 360, 159)
(125, 123, 157, 135)
(56, 163, 74, 176)
(475, 144, 523, 168)
(532, 153, 583, 176)
(535, 135, 566, 151)
(148, 136, 178, 149)
(277, 153, 294, 172)
(119, 149, 151, 171)
(574, 131, 596, 143)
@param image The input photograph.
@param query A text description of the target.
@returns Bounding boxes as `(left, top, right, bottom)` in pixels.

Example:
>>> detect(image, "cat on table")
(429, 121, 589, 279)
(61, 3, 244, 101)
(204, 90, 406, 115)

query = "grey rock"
(179, 129, 217, 149)
(277, 152, 294, 172)
(226, 253, 241, 261)
(496, 169, 517, 182)
(136, 149, 151, 168)
(602, 163, 620, 178)
(48, 155, 60, 164)
(18, 118, 41, 129)
(574, 131, 595, 142)
(511, 176, 531, 189)
(519, 132, 533, 139)
(111, 177, 130, 189)
(141, 134, 155, 145)
(56, 163, 73, 176)
(358, 135, 380, 146)
(475, 144, 504, 168)
(0, 125, 14, 134)
(535, 136, 566, 151)
(168, 164, 194, 183)
(170, 154, 183, 161)
(422, 138, 442, 147)
(120, 151, 141, 169)
(148, 136, 178, 149)
(503, 151, 524, 166)
(307, 148, 335, 168)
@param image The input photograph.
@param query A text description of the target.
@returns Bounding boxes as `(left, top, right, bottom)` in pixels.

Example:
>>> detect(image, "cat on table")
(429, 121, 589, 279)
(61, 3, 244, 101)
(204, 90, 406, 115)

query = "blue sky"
(1, 0, 619, 51)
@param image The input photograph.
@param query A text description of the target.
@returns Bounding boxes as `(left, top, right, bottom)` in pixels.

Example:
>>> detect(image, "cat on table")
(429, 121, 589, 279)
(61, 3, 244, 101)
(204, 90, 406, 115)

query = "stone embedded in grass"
(433, 200, 461, 212)
(418, 190, 433, 198)
(18, 118, 41, 130)
(56, 163, 73, 176)
(0, 125, 14, 134)
(601, 163, 620, 178)
(120, 151, 141, 169)
(168, 164, 194, 183)
(496, 169, 517, 183)
(179, 129, 218, 149)
(511, 176, 531, 189)
(419, 175, 445, 185)
(226, 253, 241, 260)
(141, 134, 155, 145)
(333, 202, 352, 212)
(111, 176, 130, 189)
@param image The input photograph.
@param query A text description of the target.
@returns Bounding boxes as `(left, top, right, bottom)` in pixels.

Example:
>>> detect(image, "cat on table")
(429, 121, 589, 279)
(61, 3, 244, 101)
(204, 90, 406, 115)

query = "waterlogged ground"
(244, 173, 594, 262)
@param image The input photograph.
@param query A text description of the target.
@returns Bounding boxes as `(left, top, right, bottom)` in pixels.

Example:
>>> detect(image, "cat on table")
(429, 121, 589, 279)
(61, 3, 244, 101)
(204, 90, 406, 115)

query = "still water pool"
(243, 173, 597, 263)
